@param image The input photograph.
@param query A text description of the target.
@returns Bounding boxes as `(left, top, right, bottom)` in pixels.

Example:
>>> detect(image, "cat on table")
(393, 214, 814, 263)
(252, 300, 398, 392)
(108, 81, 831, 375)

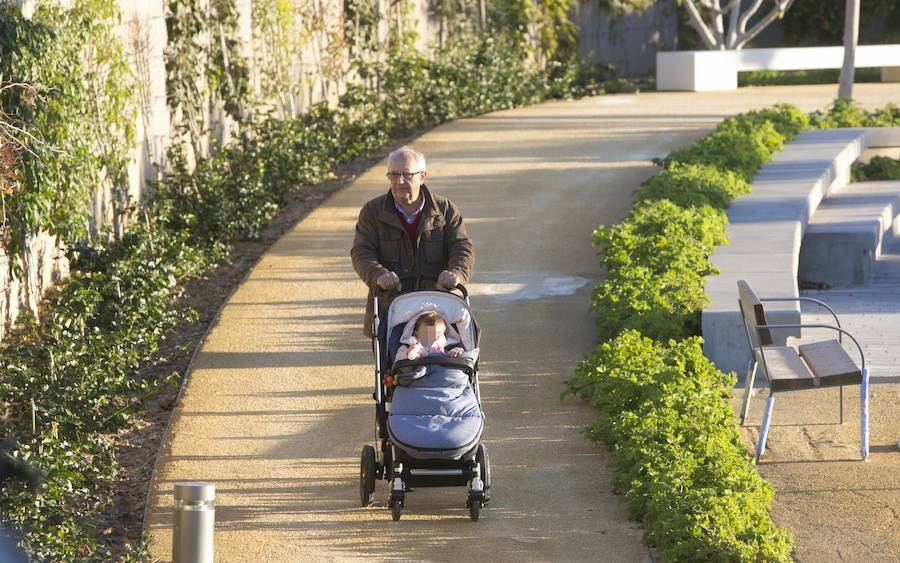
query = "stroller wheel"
(360, 444, 377, 506)
(476, 444, 491, 504)
(468, 493, 481, 521)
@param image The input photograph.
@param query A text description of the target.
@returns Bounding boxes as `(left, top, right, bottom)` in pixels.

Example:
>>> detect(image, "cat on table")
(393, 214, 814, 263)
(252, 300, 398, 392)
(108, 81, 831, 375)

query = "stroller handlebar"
(374, 273, 468, 300)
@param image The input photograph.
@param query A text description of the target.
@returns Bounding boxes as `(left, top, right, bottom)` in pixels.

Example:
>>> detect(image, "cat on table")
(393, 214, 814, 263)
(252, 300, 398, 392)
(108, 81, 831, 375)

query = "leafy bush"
(574, 106, 806, 561)
(595, 199, 726, 276)
(637, 163, 750, 210)
(0, 223, 209, 561)
(590, 199, 725, 341)
(738, 68, 881, 87)
(739, 104, 809, 140)
(668, 118, 783, 181)
(809, 99, 900, 129)
(852, 155, 900, 182)
(565, 332, 793, 562)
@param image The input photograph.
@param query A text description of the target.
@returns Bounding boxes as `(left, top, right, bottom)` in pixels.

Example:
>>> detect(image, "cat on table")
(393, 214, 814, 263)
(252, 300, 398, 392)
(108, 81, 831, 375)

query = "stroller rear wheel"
(476, 444, 491, 504)
(360, 444, 377, 506)
(468, 498, 480, 521)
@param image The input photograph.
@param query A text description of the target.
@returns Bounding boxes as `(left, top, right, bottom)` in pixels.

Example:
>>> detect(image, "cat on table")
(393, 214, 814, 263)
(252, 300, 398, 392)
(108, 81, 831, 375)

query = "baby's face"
(416, 324, 444, 344)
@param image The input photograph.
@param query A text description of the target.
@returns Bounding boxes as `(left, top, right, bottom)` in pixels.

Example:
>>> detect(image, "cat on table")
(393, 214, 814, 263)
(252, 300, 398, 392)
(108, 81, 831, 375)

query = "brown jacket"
(351, 185, 474, 336)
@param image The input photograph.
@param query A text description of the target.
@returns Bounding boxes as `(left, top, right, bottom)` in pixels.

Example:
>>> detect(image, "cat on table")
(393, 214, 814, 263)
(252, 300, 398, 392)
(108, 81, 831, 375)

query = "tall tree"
(838, 0, 860, 99)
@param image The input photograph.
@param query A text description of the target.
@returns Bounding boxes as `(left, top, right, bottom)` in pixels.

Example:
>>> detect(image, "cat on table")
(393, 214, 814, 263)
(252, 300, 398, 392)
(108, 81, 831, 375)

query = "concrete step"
(874, 248, 900, 278)
(799, 180, 900, 285)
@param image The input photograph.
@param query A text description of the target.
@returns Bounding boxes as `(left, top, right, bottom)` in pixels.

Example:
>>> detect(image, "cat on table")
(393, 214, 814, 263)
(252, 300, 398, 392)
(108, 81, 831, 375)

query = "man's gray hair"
(388, 146, 426, 170)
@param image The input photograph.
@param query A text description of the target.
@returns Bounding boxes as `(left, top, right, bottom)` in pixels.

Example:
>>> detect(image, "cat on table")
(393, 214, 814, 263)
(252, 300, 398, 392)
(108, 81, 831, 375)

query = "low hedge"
(570, 99, 900, 561)
(566, 332, 792, 562)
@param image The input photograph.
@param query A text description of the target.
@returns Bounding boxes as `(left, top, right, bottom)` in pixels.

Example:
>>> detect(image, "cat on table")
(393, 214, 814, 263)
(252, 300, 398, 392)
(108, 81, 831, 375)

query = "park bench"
(737, 279, 869, 463)
(657, 45, 900, 91)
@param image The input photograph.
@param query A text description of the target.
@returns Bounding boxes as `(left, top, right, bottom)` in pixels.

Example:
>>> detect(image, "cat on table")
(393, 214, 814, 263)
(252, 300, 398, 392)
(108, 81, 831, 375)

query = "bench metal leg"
(861, 368, 869, 460)
(840, 385, 844, 425)
(740, 359, 758, 426)
(756, 394, 775, 464)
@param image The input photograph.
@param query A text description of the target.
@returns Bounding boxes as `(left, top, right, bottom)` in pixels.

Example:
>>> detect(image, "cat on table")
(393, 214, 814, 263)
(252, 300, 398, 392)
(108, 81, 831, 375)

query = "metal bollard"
(173, 482, 215, 563)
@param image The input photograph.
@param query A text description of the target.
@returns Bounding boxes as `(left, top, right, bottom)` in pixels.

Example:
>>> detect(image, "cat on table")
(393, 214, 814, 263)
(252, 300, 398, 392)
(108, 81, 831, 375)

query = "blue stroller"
(359, 281, 490, 521)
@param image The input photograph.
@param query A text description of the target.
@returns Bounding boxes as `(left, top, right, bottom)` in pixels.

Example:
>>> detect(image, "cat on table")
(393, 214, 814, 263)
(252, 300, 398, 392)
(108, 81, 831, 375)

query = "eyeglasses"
(386, 171, 424, 181)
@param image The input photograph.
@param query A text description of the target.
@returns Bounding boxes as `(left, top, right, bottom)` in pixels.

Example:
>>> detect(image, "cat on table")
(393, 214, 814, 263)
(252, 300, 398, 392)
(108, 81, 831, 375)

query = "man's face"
(387, 153, 426, 207)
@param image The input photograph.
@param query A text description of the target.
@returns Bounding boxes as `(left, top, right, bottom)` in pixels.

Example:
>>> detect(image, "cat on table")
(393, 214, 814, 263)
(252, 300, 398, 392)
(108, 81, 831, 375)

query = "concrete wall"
(573, 0, 678, 78)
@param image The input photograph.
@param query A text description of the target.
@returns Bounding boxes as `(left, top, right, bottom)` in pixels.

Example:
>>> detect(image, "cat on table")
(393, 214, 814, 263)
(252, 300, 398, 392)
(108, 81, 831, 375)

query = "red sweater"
(396, 208, 422, 244)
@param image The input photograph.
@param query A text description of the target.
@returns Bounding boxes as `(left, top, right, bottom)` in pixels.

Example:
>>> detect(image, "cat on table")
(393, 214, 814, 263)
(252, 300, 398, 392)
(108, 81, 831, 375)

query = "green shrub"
(595, 199, 726, 275)
(808, 98, 900, 129)
(739, 103, 810, 140)
(590, 200, 725, 341)
(738, 68, 881, 87)
(0, 223, 210, 560)
(575, 105, 805, 561)
(852, 155, 900, 182)
(591, 265, 709, 342)
(669, 118, 783, 181)
(565, 332, 793, 562)
(637, 163, 751, 210)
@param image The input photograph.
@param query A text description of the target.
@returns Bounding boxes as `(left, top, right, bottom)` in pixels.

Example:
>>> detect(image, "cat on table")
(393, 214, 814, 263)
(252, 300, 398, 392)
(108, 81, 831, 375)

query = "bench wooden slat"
(799, 340, 862, 387)
(757, 346, 816, 392)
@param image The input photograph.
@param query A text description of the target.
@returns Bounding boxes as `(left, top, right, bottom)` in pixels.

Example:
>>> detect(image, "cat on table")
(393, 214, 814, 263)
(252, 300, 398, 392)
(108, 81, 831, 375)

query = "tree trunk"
(478, 0, 486, 32)
(838, 0, 860, 99)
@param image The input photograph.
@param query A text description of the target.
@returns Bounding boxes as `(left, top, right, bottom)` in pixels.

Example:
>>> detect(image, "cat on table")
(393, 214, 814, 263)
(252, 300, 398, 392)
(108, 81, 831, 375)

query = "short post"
(173, 482, 215, 563)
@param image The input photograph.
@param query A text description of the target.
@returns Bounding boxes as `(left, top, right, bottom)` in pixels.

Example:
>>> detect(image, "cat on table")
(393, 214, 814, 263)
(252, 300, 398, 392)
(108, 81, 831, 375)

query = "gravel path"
(147, 84, 900, 562)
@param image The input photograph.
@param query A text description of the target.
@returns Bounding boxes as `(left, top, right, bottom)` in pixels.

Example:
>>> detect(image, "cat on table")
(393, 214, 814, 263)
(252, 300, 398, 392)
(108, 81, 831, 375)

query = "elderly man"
(351, 146, 474, 336)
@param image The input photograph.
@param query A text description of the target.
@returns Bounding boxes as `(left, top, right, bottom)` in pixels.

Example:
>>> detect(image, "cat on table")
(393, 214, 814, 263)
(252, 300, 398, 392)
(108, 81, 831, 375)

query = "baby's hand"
(448, 348, 463, 357)
(407, 342, 423, 360)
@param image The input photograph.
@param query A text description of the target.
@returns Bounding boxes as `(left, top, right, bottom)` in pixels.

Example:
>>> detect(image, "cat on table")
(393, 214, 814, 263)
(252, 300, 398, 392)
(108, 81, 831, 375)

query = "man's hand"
(438, 270, 460, 289)
(377, 271, 400, 291)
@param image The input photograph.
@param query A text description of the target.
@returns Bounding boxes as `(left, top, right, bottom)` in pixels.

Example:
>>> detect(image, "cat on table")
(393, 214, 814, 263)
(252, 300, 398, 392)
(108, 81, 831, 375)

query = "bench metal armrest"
(760, 296, 842, 332)
(758, 323, 866, 370)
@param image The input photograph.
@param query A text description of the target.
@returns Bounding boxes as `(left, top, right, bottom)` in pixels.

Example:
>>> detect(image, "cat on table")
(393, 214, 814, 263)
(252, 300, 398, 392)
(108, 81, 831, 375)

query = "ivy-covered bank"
(564, 100, 900, 562)
(0, 0, 592, 558)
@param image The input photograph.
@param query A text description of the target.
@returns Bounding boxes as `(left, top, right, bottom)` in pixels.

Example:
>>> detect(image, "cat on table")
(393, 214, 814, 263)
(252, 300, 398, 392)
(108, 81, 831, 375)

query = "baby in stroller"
(359, 286, 490, 521)
(395, 312, 465, 361)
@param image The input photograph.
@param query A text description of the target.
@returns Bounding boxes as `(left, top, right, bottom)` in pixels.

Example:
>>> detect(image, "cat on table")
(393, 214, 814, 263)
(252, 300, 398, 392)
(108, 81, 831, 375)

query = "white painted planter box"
(657, 45, 900, 91)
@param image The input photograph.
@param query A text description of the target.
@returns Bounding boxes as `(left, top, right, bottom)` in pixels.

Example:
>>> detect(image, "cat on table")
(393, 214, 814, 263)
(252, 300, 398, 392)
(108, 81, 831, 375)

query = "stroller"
(359, 277, 490, 521)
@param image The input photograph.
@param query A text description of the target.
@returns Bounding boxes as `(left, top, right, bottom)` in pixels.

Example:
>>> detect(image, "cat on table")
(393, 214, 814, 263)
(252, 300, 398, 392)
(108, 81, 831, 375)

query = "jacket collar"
(380, 185, 441, 233)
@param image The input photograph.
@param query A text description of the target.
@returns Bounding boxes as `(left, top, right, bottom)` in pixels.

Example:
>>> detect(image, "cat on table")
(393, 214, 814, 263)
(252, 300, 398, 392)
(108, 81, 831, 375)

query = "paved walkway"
(147, 84, 899, 562)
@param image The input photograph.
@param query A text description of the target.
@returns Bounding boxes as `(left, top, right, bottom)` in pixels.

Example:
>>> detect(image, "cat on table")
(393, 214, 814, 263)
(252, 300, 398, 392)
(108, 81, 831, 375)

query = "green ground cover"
(739, 68, 882, 87)
(566, 100, 900, 562)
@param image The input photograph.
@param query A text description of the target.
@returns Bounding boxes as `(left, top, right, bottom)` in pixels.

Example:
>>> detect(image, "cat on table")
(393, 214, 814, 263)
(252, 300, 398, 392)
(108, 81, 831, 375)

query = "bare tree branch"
(712, 0, 725, 45)
(682, 0, 719, 49)
(738, 0, 768, 33)
(726, 0, 740, 48)
(734, 0, 794, 49)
